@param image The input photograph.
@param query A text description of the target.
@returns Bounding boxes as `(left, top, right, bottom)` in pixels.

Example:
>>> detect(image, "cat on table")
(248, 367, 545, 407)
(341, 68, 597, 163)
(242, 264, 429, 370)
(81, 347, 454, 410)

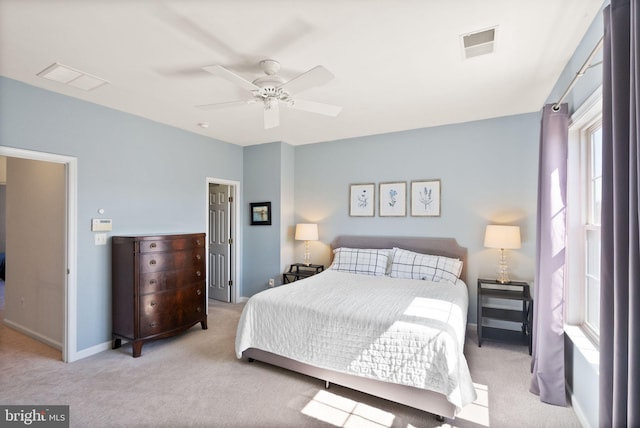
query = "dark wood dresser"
(111, 233, 207, 357)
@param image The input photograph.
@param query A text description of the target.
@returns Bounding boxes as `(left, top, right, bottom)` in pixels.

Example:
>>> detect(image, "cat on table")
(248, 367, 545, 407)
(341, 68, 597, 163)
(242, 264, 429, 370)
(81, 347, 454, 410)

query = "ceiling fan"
(196, 59, 342, 129)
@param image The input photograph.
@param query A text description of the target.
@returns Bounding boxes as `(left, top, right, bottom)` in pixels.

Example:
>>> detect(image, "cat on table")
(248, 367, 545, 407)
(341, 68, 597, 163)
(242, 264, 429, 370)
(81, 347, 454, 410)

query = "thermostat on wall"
(91, 218, 113, 232)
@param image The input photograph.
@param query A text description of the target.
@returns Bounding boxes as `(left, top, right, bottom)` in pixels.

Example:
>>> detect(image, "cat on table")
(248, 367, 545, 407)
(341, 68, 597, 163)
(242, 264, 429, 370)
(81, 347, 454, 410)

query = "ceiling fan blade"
(279, 65, 334, 94)
(264, 100, 280, 129)
(287, 98, 342, 117)
(202, 65, 259, 91)
(196, 99, 254, 110)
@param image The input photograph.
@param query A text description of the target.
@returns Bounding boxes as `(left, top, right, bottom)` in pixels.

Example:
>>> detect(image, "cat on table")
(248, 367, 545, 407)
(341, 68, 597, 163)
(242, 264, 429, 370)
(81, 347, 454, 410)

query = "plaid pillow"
(390, 248, 462, 283)
(330, 248, 390, 276)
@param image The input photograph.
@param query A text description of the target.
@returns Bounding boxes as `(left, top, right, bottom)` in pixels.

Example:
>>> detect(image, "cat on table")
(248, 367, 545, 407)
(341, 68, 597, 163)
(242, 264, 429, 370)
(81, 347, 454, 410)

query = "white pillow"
(390, 247, 462, 283)
(331, 248, 390, 276)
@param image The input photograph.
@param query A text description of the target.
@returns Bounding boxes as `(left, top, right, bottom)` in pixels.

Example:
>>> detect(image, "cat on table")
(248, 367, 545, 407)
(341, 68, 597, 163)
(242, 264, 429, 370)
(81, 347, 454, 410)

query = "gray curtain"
(600, 1, 640, 427)
(529, 103, 568, 406)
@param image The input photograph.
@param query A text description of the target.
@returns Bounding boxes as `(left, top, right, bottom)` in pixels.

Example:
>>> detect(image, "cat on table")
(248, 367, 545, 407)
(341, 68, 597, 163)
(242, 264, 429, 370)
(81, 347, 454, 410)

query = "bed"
(235, 236, 476, 420)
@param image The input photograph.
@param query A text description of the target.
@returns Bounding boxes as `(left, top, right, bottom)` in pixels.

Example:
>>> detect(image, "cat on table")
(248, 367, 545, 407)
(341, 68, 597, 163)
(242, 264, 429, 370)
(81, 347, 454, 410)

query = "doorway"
(206, 178, 240, 303)
(0, 147, 77, 362)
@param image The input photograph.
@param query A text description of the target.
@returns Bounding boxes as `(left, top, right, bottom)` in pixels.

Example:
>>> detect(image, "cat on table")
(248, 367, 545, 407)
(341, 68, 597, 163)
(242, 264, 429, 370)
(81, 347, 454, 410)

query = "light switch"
(95, 233, 107, 246)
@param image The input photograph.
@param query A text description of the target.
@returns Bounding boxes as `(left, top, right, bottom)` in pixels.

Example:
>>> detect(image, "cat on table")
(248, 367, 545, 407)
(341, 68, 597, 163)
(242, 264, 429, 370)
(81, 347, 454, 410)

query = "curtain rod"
(552, 35, 604, 111)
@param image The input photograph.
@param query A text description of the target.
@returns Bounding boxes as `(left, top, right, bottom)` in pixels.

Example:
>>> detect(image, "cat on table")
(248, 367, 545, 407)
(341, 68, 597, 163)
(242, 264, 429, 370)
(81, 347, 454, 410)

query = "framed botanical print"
(349, 183, 375, 216)
(379, 181, 406, 216)
(410, 180, 441, 217)
(250, 202, 272, 225)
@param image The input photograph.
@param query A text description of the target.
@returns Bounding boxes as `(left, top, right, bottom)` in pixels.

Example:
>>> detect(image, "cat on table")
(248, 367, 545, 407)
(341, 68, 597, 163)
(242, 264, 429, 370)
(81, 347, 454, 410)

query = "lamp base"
(496, 248, 511, 284)
(302, 240, 311, 266)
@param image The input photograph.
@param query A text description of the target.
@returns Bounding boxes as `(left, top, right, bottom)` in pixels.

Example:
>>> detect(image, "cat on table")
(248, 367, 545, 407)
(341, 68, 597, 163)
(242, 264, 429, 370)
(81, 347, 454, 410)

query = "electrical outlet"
(268, 278, 275, 287)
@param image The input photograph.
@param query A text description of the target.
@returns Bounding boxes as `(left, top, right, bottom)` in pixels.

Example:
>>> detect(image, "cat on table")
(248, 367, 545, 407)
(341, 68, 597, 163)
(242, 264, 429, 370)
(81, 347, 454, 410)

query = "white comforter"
(235, 270, 476, 409)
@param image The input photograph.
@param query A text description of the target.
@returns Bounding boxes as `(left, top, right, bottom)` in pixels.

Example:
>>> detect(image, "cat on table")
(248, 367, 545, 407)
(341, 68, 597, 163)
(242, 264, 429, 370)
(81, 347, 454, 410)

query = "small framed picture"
(411, 180, 441, 217)
(349, 183, 375, 217)
(379, 182, 406, 216)
(250, 202, 272, 225)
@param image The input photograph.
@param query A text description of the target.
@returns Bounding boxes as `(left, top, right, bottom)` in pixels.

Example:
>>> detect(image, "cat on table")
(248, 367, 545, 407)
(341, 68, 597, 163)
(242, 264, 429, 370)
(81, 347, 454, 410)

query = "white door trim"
(0, 146, 77, 363)
(205, 177, 240, 303)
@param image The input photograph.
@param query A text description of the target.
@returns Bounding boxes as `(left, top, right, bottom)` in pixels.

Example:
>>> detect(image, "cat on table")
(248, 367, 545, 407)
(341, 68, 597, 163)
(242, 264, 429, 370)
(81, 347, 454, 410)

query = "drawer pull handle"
(196, 307, 201, 312)
(196, 289, 202, 296)
(195, 240, 201, 246)
(150, 322, 157, 328)
(149, 279, 157, 285)
(150, 243, 157, 248)
(149, 259, 157, 265)
(150, 301, 157, 307)
(196, 254, 201, 260)
(196, 271, 201, 277)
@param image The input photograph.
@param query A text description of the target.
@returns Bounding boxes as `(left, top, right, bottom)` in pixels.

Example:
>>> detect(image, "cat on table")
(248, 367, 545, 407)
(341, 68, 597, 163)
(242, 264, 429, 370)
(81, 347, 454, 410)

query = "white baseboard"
(3, 318, 116, 363)
(3, 318, 62, 351)
(568, 387, 593, 428)
(68, 340, 113, 362)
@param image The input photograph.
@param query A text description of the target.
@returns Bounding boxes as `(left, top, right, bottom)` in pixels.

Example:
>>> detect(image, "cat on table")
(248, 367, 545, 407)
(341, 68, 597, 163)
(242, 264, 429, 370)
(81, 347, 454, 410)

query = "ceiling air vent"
(37, 62, 109, 91)
(461, 27, 496, 59)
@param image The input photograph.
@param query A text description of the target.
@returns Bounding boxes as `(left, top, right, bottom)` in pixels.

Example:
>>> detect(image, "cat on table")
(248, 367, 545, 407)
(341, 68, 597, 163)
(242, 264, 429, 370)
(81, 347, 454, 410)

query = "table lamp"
(295, 223, 318, 266)
(484, 224, 521, 283)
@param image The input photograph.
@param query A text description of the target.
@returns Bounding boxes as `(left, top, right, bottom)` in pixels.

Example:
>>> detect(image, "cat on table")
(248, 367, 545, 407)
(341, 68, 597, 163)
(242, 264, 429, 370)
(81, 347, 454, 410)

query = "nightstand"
(477, 278, 533, 355)
(283, 263, 324, 283)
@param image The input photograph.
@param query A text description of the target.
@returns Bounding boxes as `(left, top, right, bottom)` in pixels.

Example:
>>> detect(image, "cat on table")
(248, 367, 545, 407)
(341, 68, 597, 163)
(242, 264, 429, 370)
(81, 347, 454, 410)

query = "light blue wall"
(293, 113, 540, 324)
(242, 142, 285, 297)
(242, 141, 296, 296)
(0, 77, 243, 352)
(545, 4, 605, 113)
(279, 142, 295, 276)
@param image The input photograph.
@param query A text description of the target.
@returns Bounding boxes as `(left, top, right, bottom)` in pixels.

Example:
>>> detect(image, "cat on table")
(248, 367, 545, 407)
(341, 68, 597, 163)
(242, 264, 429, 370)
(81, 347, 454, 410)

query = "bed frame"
(243, 235, 468, 420)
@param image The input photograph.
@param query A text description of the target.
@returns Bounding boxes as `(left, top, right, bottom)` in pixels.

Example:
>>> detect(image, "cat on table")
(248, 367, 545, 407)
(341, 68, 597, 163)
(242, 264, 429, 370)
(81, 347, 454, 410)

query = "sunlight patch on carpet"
(301, 390, 395, 427)
(455, 382, 489, 426)
(301, 382, 489, 427)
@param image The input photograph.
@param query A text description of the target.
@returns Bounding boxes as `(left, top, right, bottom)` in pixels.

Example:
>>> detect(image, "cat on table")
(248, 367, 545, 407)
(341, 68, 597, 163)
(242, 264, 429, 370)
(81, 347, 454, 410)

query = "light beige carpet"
(0, 300, 581, 428)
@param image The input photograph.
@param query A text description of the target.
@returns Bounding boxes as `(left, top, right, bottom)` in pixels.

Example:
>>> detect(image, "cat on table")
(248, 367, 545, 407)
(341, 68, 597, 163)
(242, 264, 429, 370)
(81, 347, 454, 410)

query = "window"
(567, 88, 602, 343)
(584, 123, 601, 337)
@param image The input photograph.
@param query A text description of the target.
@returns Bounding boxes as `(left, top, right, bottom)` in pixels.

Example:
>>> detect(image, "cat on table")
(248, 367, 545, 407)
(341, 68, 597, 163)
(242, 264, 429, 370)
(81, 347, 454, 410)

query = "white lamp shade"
(295, 223, 318, 241)
(484, 225, 521, 249)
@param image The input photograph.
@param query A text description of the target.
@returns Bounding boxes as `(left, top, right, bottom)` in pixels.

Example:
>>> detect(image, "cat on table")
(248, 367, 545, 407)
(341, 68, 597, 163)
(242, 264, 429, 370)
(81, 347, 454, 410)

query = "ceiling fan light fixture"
(265, 97, 279, 110)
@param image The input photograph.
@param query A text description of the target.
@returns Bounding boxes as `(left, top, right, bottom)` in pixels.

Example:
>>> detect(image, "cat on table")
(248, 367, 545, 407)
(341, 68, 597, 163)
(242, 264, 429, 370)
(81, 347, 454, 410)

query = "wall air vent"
(37, 62, 109, 91)
(461, 27, 496, 59)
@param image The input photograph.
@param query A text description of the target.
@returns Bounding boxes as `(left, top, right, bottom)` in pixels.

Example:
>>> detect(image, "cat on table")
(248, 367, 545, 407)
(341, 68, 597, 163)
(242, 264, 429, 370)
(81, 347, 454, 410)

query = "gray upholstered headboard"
(330, 235, 468, 284)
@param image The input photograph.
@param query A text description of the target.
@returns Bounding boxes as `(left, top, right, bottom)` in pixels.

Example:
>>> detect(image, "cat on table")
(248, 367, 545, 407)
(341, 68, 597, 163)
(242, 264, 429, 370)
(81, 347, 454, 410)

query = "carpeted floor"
(0, 299, 581, 428)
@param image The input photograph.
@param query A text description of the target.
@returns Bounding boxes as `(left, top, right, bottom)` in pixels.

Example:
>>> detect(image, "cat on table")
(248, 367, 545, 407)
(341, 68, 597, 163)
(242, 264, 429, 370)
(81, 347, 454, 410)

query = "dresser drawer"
(139, 285, 205, 337)
(138, 235, 205, 253)
(139, 269, 204, 294)
(139, 248, 205, 273)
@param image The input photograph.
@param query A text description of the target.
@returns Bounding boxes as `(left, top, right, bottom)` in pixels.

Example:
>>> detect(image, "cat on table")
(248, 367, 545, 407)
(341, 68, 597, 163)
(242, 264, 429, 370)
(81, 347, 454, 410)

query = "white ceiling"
(0, 0, 603, 146)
